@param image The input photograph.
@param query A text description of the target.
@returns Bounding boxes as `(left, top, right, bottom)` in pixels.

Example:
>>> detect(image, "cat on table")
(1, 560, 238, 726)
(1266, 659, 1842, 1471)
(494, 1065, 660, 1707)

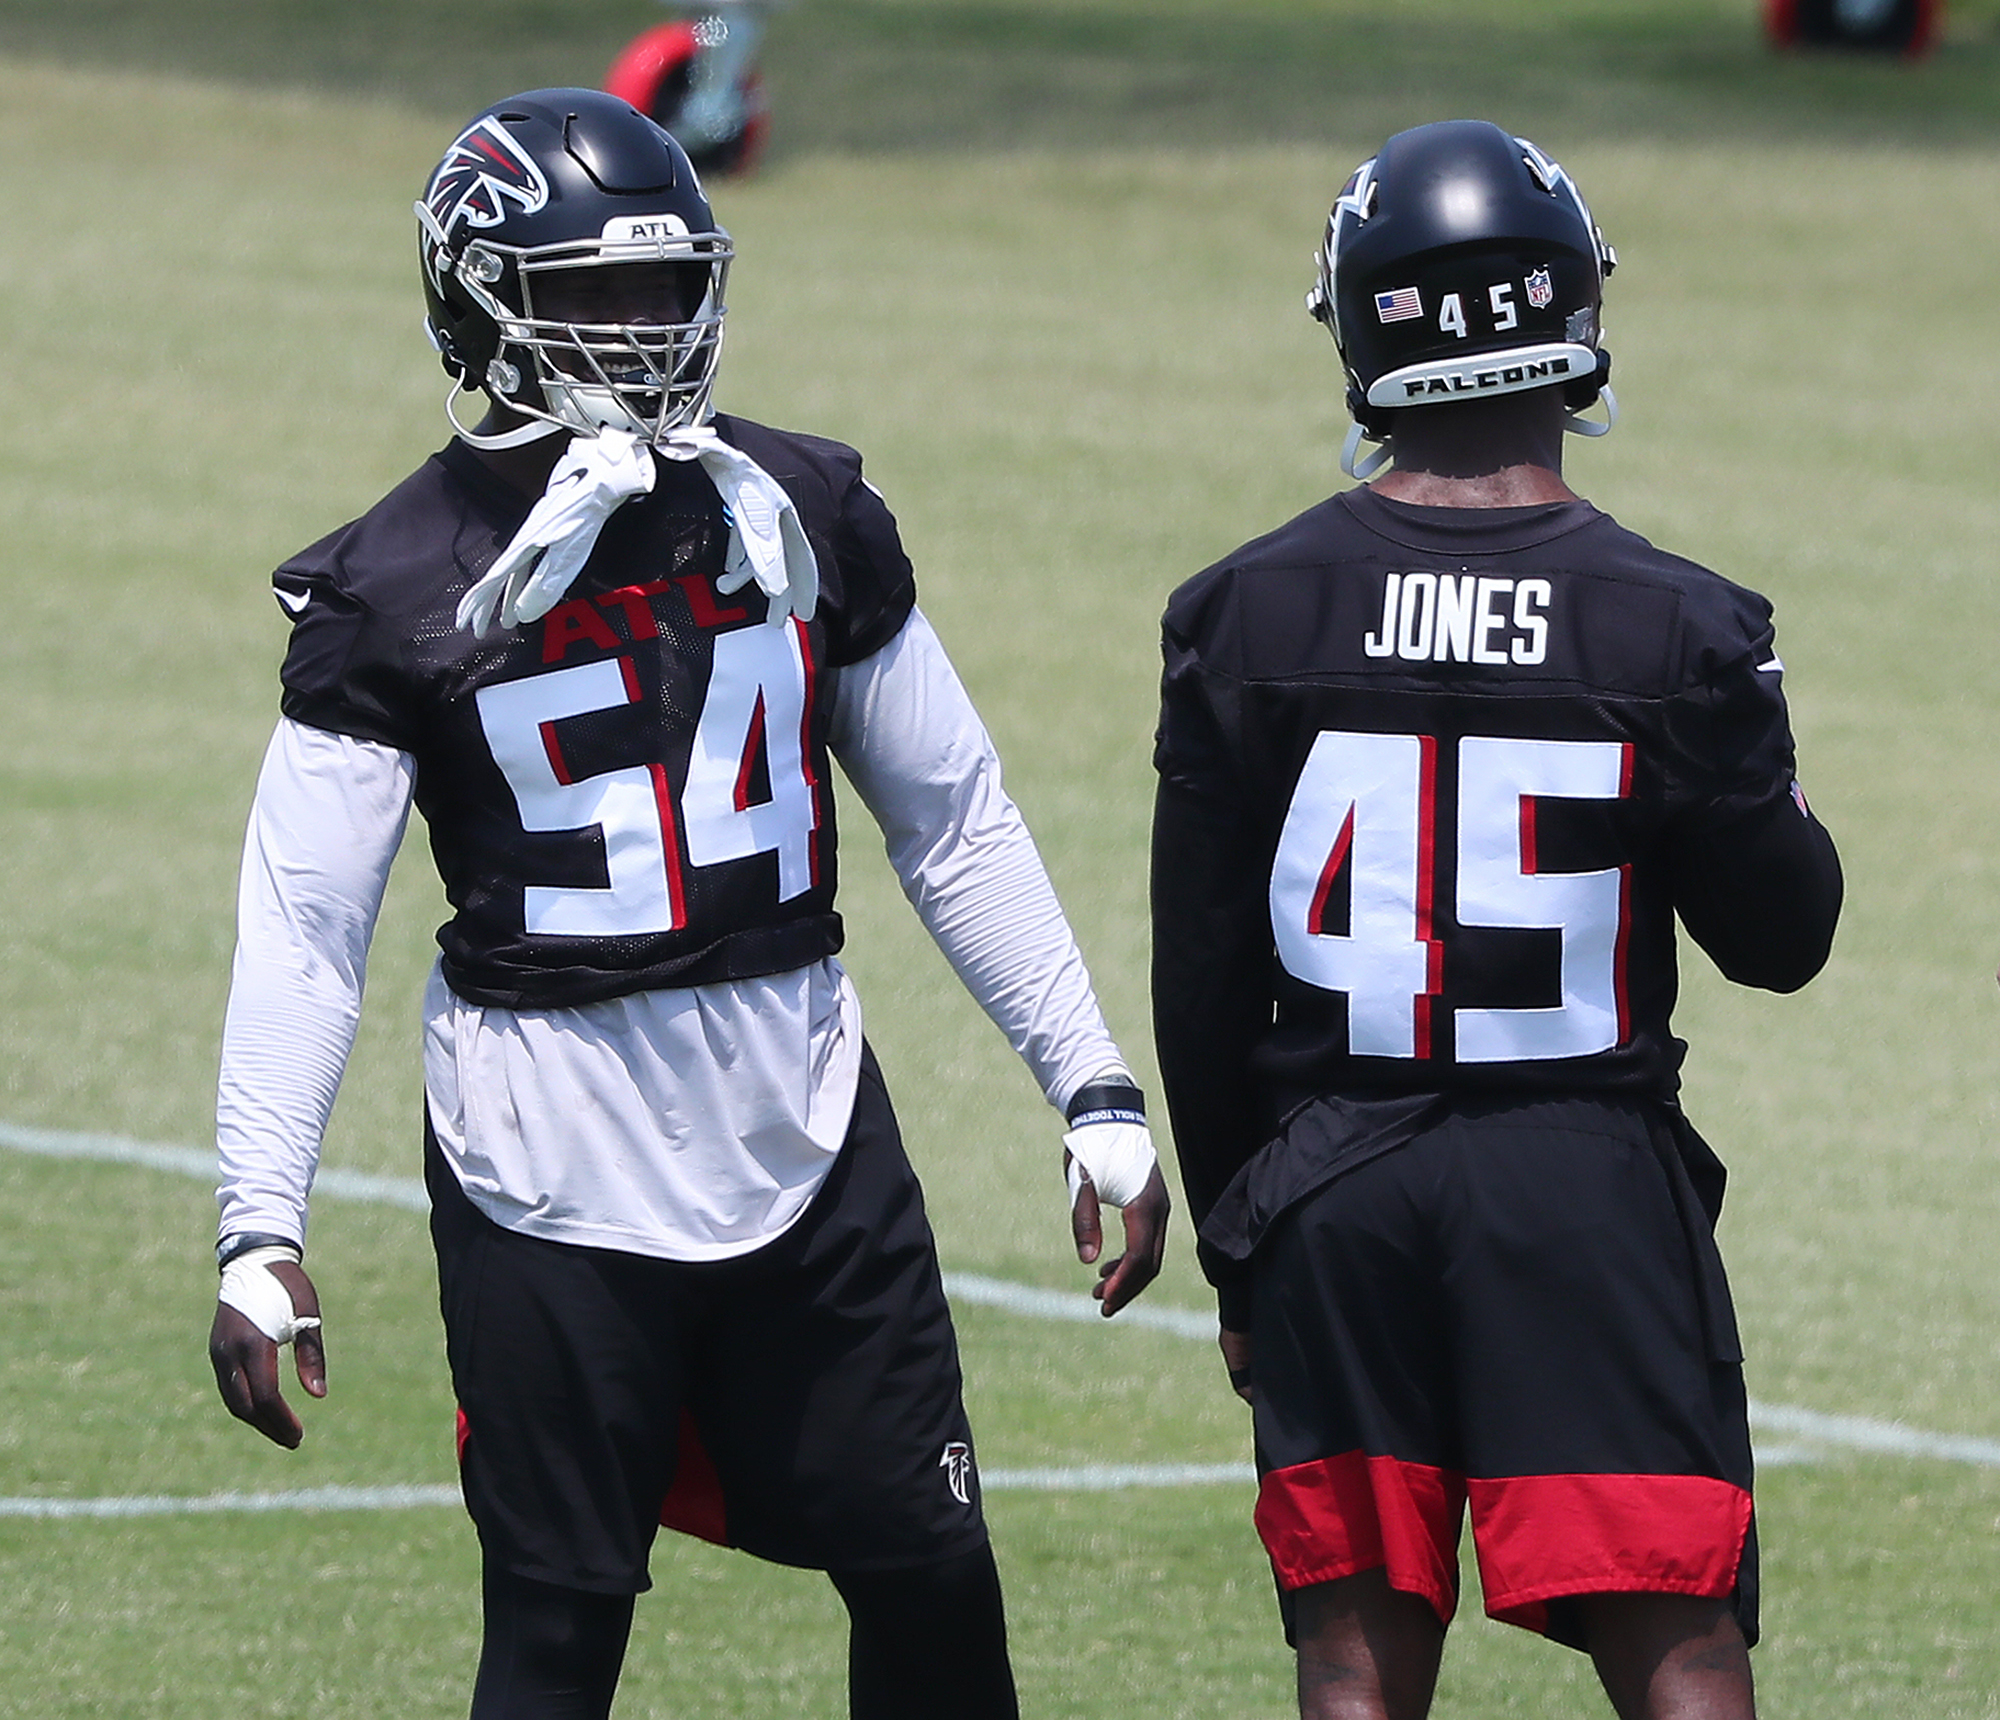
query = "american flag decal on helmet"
(1375, 286, 1423, 324)
(425, 116, 551, 233)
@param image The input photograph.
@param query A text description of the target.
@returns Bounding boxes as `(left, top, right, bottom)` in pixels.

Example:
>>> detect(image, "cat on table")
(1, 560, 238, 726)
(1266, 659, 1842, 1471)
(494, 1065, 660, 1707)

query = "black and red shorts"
(426, 1044, 990, 1594)
(1249, 1095, 1756, 1650)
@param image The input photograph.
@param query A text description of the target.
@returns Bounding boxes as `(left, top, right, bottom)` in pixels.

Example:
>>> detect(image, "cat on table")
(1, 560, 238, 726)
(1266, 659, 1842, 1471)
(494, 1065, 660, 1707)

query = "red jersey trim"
(1254, 1451, 1466, 1625)
(1467, 1471, 1751, 1636)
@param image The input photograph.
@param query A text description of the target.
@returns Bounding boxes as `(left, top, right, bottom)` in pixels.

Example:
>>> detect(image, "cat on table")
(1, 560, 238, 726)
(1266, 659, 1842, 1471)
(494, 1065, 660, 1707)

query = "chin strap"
(1341, 421, 1394, 482)
(444, 379, 566, 451)
(1564, 382, 1619, 439)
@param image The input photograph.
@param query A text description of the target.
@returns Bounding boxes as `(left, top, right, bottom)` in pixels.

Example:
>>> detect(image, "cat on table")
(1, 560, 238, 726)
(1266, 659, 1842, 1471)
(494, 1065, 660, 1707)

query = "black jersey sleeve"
(1664, 595, 1841, 992)
(274, 531, 423, 752)
(825, 467, 917, 664)
(714, 416, 916, 665)
(1152, 588, 1273, 1322)
(270, 449, 496, 753)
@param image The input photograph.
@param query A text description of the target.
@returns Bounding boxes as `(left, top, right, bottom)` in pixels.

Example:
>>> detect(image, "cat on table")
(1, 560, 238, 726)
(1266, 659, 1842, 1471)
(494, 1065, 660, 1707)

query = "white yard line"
(6, 1117, 1999, 1525)
(0, 1467, 1261, 1520)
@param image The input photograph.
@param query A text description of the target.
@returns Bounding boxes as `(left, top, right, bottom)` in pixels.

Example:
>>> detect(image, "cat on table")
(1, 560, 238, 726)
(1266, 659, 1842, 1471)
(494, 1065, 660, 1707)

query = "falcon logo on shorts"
(425, 117, 550, 233)
(939, 1440, 974, 1506)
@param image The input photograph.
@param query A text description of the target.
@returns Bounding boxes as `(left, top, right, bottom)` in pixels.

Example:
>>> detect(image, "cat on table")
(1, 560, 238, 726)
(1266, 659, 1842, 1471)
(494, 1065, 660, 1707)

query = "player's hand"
(1061, 1082, 1169, 1315)
(209, 1248, 326, 1450)
(1218, 1327, 1253, 1404)
(1069, 1158, 1171, 1317)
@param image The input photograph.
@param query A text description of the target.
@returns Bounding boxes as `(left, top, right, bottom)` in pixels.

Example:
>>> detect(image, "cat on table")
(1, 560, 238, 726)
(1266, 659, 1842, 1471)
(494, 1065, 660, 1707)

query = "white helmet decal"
(424, 117, 551, 234)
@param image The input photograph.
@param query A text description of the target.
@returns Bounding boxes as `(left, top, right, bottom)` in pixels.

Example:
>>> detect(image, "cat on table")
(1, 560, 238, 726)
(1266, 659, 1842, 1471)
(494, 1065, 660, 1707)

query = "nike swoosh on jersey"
(273, 583, 312, 615)
(1756, 656, 1783, 672)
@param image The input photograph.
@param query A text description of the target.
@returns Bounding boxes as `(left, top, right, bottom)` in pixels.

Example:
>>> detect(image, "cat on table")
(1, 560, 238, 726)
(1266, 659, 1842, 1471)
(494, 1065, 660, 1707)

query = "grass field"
(1, 1, 1998, 1714)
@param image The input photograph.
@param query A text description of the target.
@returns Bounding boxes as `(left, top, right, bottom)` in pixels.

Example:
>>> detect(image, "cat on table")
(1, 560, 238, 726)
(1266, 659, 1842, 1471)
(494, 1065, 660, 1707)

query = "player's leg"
(468, 1566, 635, 1720)
(1576, 1592, 1756, 1720)
(1291, 1566, 1446, 1720)
(1248, 1128, 1469, 1720)
(426, 1121, 686, 1718)
(829, 1542, 1018, 1720)
(681, 1045, 1016, 1719)
(1447, 1101, 1759, 1665)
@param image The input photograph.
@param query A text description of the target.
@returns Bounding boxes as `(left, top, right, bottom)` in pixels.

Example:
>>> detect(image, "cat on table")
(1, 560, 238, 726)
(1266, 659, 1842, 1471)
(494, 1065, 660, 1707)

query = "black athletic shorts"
(426, 1043, 990, 1594)
(1249, 1095, 1757, 1652)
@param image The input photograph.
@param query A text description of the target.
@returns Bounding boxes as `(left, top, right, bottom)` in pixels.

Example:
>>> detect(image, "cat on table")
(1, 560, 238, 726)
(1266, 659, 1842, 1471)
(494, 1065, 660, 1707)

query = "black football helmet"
(1307, 120, 1617, 472)
(416, 87, 731, 446)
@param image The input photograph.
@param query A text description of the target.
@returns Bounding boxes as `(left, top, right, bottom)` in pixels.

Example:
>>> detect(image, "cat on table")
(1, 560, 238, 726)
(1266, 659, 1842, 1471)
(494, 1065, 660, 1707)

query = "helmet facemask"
(439, 227, 732, 445)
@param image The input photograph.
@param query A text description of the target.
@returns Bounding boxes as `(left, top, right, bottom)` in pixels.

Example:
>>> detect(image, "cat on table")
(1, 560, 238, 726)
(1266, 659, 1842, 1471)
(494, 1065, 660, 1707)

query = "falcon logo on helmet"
(424, 117, 551, 235)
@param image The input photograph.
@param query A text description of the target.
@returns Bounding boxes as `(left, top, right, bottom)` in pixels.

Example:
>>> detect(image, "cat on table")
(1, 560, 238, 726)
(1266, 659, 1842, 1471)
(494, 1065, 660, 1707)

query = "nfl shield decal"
(425, 116, 551, 233)
(1525, 267, 1554, 311)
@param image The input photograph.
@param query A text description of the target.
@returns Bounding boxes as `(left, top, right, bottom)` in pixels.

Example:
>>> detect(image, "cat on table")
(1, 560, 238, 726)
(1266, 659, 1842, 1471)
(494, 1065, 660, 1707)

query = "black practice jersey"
(1152, 488, 1841, 1264)
(273, 414, 915, 1009)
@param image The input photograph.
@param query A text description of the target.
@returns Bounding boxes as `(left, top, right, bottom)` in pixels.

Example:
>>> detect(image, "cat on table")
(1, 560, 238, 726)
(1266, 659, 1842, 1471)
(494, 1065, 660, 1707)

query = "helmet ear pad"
(1347, 383, 1390, 443)
(1563, 347, 1612, 413)
(424, 256, 501, 387)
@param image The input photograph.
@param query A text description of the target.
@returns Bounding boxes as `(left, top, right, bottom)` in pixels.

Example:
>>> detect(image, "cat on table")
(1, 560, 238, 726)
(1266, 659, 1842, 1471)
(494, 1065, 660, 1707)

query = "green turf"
(2, 3, 1999, 1715)
(2, 0, 1999, 150)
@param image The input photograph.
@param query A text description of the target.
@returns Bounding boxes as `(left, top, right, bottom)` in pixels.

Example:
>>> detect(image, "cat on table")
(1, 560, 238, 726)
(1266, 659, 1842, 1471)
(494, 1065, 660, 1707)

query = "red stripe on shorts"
(1255, 1450, 1466, 1625)
(659, 1410, 731, 1548)
(1468, 1471, 1751, 1636)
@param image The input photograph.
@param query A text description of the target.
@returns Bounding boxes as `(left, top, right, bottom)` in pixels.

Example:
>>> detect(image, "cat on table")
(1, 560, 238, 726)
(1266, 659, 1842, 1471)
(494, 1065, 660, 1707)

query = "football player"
(207, 87, 1168, 1720)
(1151, 120, 1841, 1720)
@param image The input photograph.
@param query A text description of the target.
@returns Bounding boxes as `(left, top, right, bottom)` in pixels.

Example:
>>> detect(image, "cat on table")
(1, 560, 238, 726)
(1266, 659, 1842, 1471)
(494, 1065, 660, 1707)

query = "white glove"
(658, 426, 819, 626)
(217, 1245, 322, 1348)
(1062, 1084, 1159, 1210)
(456, 429, 657, 637)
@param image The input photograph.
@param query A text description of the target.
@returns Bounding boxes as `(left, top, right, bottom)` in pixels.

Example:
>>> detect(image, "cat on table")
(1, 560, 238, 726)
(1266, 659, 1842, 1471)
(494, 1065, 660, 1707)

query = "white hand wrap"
(217, 1246, 321, 1348)
(456, 429, 657, 637)
(1062, 1119, 1159, 1211)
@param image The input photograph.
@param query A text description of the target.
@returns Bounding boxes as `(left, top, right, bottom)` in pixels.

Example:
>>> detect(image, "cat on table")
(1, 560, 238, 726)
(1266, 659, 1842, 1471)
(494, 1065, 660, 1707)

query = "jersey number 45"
(1271, 728, 1632, 1064)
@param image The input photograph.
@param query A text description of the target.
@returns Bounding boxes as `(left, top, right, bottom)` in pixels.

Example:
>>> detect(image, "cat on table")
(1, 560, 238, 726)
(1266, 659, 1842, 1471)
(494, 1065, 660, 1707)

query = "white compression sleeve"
(215, 719, 415, 1245)
(829, 610, 1130, 1113)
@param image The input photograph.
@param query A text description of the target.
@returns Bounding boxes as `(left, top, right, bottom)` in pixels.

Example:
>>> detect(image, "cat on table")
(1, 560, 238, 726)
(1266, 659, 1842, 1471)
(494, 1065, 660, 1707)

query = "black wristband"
(1065, 1081, 1146, 1128)
(216, 1232, 301, 1272)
